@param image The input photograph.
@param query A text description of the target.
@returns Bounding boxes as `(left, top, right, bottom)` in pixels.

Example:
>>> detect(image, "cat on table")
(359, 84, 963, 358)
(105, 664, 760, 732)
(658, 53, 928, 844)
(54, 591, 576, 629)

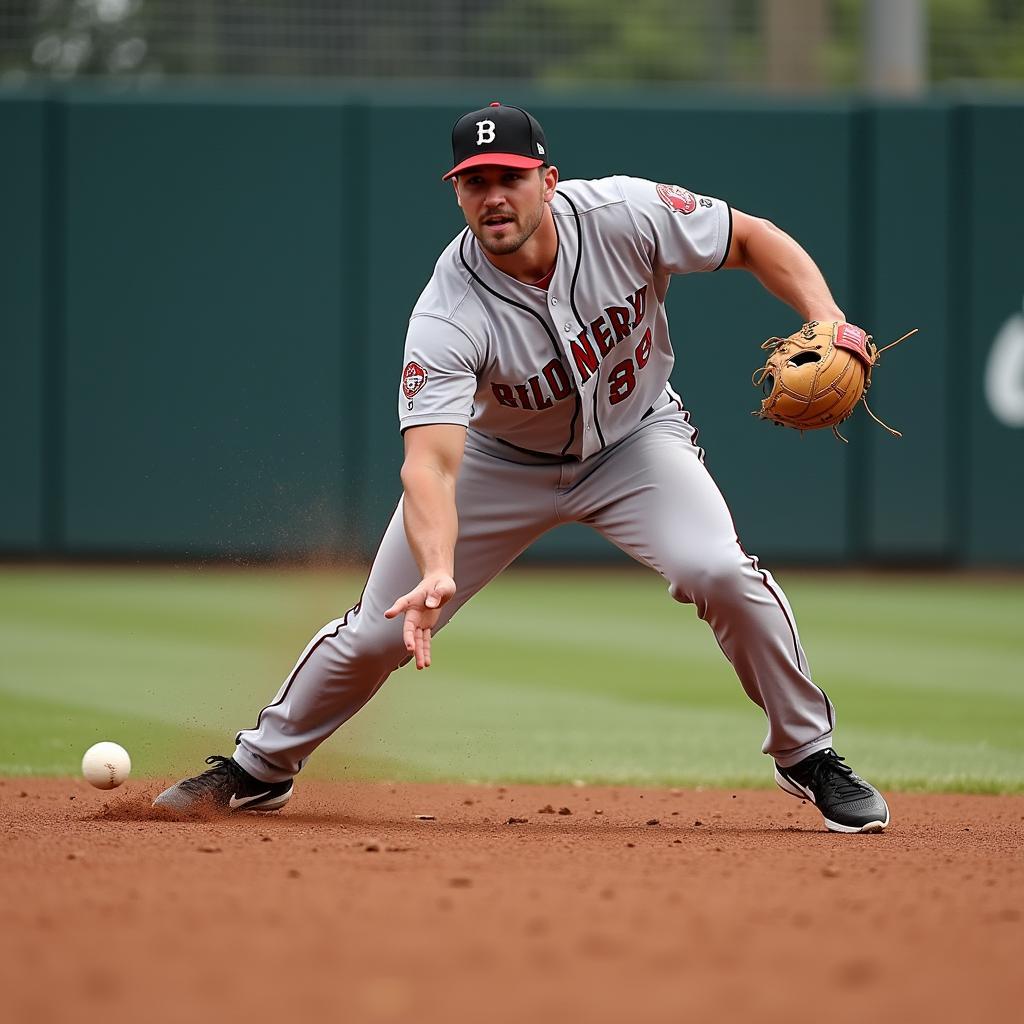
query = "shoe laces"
(177, 755, 241, 796)
(805, 749, 872, 801)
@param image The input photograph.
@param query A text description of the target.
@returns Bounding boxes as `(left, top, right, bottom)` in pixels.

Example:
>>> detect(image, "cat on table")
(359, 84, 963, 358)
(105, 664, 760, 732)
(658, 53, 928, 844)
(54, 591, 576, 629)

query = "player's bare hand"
(384, 574, 456, 670)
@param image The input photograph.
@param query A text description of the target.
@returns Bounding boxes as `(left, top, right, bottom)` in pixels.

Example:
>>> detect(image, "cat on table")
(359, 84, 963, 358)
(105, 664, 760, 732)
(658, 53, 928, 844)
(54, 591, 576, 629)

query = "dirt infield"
(2, 779, 1021, 1024)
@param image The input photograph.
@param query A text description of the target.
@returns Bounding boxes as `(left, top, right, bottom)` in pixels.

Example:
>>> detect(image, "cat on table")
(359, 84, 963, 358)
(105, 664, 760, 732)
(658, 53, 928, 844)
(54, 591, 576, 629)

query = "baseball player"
(155, 103, 890, 833)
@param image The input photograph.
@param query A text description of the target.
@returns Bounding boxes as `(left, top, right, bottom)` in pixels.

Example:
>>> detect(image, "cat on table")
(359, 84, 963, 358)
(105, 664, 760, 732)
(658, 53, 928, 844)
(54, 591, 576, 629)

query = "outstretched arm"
(384, 423, 467, 670)
(721, 209, 845, 324)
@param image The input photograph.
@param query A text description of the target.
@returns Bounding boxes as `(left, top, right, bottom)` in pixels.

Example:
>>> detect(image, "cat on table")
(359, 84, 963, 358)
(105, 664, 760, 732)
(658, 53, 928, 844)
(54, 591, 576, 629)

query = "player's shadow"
(244, 810, 847, 838)
(82, 785, 875, 839)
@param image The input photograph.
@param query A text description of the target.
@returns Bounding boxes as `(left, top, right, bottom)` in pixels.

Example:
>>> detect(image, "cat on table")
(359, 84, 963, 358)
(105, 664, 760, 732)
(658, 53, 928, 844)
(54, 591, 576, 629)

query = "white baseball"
(81, 741, 132, 790)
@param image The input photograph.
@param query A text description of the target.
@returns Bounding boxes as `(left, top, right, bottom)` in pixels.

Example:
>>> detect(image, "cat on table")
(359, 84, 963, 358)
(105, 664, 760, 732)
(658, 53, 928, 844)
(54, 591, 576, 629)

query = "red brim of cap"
(442, 153, 545, 181)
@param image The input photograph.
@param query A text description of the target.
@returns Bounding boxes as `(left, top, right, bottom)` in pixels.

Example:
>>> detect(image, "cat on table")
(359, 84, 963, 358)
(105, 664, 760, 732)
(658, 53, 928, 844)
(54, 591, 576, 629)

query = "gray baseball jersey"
(233, 175, 837, 785)
(399, 176, 730, 459)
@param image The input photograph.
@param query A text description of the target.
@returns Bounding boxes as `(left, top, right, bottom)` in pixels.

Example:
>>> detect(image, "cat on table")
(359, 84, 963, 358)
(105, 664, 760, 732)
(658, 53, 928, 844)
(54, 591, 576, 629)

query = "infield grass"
(1, 565, 1022, 792)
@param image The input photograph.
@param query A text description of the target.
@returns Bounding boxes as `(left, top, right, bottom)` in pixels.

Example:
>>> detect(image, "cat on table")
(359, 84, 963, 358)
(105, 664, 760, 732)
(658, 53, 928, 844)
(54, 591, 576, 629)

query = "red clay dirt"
(2, 778, 1021, 1024)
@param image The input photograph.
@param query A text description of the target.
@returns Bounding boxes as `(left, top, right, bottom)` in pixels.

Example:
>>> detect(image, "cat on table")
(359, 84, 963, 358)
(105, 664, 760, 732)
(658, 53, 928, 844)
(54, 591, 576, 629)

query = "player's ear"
(542, 165, 558, 202)
(451, 178, 462, 208)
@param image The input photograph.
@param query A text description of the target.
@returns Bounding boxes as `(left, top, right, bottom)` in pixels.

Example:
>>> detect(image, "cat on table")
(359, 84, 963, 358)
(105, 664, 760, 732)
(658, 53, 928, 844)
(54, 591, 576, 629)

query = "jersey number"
(608, 328, 652, 405)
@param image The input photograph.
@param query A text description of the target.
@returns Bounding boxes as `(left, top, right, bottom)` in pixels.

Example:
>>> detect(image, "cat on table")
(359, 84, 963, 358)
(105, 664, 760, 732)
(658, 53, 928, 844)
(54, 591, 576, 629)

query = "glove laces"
(846, 327, 920, 443)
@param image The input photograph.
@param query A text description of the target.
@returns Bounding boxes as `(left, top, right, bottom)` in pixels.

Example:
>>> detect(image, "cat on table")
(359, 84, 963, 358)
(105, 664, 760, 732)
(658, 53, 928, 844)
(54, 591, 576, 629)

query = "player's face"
(454, 166, 556, 256)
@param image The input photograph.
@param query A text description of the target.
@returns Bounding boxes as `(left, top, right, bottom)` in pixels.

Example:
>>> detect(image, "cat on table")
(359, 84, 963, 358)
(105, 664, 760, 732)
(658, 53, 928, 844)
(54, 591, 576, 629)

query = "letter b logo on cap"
(475, 119, 496, 146)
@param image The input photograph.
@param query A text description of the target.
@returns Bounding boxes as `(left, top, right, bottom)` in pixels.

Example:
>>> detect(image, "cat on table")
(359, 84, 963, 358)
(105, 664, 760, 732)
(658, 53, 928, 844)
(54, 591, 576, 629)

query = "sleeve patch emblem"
(656, 182, 696, 215)
(402, 360, 428, 399)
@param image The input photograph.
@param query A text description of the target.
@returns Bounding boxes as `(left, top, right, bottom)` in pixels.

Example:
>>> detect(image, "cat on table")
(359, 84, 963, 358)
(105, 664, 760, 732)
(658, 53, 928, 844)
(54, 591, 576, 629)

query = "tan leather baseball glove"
(751, 320, 917, 442)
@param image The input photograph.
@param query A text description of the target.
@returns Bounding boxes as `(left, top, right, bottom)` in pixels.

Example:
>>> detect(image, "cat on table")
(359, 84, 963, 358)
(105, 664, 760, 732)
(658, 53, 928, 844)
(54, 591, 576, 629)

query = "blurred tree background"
(0, 0, 1022, 89)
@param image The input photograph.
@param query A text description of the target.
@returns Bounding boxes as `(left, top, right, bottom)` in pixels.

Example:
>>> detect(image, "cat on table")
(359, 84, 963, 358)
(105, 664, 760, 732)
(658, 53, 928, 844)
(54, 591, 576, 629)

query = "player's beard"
(474, 201, 545, 256)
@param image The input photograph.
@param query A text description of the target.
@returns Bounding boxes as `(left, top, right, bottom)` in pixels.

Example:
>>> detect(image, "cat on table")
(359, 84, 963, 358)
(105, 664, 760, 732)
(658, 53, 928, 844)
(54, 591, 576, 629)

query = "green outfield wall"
(0, 97, 48, 551)
(1, 88, 1022, 565)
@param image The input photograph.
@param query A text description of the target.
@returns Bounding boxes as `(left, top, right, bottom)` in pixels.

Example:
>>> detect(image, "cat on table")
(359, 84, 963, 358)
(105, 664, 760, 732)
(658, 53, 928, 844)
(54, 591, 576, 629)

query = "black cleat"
(152, 755, 293, 816)
(775, 748, 890, 833)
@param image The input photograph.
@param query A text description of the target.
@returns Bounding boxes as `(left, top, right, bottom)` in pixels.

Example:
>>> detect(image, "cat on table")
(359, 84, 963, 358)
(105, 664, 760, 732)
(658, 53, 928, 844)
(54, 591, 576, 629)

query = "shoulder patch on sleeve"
(656, 182, 696, 215)
(402, 361, 428, 399)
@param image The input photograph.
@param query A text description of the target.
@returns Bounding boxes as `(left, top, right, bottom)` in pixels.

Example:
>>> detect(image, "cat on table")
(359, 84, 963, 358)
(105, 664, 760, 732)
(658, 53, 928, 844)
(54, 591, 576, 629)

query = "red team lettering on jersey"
(489, 284, 649, 410)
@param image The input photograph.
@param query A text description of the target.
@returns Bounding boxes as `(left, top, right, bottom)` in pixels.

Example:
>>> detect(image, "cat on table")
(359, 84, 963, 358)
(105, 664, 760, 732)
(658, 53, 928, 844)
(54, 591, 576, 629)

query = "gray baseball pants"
(234, 408, 834, 782)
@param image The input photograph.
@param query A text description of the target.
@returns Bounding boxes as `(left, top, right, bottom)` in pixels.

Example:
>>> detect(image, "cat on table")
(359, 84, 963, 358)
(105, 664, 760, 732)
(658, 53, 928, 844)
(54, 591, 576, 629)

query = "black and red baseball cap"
(442, 102, 549, 181)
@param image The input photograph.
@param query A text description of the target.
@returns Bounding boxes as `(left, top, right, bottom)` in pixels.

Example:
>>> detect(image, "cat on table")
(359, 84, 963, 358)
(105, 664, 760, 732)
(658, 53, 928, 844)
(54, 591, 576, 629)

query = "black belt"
(492, 436, 578, 463)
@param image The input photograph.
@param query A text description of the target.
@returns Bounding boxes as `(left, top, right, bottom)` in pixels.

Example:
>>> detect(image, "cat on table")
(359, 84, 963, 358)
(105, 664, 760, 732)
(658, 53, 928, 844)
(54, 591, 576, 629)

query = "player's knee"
(321, 609, 408, 669)
(666, 554, 746, 607)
